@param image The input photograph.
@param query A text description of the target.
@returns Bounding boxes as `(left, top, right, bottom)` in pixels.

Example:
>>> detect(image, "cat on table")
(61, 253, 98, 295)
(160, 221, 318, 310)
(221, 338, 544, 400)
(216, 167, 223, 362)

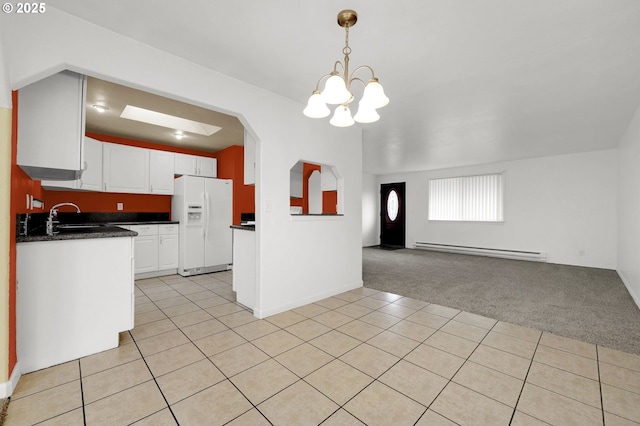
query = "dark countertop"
(16, 211, 179, 242)
(17, 226, 137, 243)
(110, 221, 179, 226)
(231, 224, 255, 231)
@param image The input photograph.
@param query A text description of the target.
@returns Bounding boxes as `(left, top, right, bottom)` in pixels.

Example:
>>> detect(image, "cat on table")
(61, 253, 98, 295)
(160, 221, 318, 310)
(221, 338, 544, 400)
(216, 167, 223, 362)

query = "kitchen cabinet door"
(17, 70, 87, 181)
(133, 234, 159, 274)
(149, 150, 175, 194)
(174, 153, 198, 176)
(197, 157, 217, 178)
(79, 137, 104, 191)
(103, 143, 150, 194)
(41, 137, 103, 191)
(159, 233, 179, 270)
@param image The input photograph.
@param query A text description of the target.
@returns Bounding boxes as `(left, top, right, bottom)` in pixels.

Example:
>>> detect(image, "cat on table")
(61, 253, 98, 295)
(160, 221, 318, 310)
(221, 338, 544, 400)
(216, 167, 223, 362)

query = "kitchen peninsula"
(231, 224, 256, 310)
(16, 225, 137, 373)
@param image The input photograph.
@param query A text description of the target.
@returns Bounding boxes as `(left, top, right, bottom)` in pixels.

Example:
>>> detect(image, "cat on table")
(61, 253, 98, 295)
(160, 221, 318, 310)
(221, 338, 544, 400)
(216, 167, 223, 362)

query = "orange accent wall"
(211, 145, 255, 225)
(323, 191, 338, 214)
(43, 191, 171, 213)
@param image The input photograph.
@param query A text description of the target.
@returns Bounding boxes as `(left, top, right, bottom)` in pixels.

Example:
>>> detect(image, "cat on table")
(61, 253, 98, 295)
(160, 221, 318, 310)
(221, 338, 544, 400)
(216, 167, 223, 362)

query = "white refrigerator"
(172, 175, 233, 276)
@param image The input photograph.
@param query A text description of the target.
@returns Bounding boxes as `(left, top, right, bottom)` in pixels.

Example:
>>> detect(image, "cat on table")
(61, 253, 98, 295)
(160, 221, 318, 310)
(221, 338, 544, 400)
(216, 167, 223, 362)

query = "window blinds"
(428, 173, 504, 222)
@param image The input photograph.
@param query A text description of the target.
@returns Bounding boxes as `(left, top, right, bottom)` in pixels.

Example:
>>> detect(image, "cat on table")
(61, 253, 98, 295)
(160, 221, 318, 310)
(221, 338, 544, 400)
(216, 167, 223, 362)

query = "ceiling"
(48, 0, 640, 174)
(85, 77, 244, 152)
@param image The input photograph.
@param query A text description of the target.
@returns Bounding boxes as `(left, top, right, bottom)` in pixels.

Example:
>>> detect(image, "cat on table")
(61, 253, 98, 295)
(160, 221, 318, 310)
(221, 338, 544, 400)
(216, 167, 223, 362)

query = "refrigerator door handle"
(204, 191, 210, 239)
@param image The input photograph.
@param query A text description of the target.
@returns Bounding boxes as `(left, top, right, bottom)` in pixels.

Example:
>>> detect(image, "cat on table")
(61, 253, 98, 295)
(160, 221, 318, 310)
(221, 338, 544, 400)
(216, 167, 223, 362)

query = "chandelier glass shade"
(303, 10, 389, 127)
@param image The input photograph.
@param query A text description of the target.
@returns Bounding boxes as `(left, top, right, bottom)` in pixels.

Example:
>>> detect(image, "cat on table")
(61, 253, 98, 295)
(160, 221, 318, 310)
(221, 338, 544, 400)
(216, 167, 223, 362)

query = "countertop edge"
(17, 227, 137, 243)
(231, 225, 255, 231)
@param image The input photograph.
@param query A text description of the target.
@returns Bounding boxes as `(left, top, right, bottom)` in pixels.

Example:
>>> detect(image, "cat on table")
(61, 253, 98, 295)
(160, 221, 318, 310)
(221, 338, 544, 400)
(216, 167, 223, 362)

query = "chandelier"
(303, 10, 389, 127)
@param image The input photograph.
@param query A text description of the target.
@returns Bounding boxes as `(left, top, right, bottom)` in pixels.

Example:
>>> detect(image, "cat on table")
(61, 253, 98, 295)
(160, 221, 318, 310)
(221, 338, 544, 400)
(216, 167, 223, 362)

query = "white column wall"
(365, 150, 617, 269)
(0, 8, 363, 321)
(617, 104, 640, 307)
(362, 172, 378, 247)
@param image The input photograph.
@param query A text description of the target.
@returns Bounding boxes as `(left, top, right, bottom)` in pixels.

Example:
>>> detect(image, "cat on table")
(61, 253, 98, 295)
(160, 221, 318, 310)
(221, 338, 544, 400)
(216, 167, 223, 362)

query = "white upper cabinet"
(41, 137, 103, 191)
(174, 153, 217, 177)
(149, 150, 175, 195)
(103, 143, 150, 194)
(174, 153, 198, 176)
(17, 71, 87, 181)
(244, 129, 256, 185)
(198, 156, 217, 178)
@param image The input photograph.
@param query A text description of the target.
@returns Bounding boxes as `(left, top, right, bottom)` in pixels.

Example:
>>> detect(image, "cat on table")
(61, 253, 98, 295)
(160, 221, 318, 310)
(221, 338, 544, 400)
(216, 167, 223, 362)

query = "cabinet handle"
(79, 179, 83, 188)
(150, 184, 153, 192)
(103, 182, 106, 191)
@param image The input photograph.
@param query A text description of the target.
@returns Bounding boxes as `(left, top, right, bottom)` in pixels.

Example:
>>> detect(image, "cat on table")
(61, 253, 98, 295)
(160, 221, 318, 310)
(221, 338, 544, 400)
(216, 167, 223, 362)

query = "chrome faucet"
(47, 202, 81, 235)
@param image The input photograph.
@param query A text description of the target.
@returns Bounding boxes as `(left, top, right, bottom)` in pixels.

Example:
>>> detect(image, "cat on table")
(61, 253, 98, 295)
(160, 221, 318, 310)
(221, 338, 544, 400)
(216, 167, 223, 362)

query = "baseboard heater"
(414, 242, 547, 262)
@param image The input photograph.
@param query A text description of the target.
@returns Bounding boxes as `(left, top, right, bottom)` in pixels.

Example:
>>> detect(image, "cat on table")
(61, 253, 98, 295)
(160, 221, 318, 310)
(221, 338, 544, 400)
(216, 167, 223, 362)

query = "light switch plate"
(117, 203, 124, 211)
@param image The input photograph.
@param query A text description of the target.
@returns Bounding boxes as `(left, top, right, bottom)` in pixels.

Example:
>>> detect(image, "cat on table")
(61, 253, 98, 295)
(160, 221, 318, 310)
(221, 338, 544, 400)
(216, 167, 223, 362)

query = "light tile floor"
(6, 271, 640, 425)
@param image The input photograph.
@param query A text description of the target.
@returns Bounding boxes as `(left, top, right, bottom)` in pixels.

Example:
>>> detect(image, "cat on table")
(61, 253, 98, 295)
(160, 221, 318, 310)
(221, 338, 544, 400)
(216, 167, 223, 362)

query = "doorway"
(380, 182, 406, 249)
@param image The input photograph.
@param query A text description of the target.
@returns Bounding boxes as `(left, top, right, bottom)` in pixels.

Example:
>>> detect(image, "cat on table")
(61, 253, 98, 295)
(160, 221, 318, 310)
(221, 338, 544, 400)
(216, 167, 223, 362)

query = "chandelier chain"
(343, 25, 351, 57)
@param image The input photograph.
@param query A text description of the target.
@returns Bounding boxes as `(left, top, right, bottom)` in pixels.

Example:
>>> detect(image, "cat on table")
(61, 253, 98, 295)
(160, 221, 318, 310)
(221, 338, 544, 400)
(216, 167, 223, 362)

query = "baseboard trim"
(617, 270, 640, 310)
(254, 280, 364, 319)
(0, 362, 21, 398)
(414, 242, 547, 262)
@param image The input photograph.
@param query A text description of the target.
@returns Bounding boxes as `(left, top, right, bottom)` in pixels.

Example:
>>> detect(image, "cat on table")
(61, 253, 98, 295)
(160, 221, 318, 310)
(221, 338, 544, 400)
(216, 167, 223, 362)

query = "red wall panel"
(212, 145, 255, 225)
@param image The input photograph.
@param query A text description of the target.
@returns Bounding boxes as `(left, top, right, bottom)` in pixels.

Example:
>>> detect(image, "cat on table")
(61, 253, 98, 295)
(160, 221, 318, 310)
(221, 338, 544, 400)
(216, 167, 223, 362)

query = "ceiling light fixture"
(92, 104, 109, 113)
(303, 10, 389, 127)
(174, 131, 185, 140)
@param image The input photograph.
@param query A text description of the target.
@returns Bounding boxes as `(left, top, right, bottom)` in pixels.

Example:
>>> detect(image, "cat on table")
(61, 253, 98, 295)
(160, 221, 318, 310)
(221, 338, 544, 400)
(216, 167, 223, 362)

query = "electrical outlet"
(117, 203, 124, 211)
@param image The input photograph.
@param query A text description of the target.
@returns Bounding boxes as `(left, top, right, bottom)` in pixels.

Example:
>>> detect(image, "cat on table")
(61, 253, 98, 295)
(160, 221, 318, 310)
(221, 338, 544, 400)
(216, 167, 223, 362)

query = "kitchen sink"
(57, 224, 105, 234)
(58, 224, 104, 229)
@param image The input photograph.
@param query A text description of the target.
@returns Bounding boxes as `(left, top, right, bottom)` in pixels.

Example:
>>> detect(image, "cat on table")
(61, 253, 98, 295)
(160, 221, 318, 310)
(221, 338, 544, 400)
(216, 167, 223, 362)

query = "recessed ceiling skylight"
(120, 105, 222, 136)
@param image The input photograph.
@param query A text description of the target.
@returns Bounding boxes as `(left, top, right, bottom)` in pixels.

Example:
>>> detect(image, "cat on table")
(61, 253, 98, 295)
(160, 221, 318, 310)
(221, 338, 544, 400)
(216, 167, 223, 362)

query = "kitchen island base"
(17, 236, 134, 374)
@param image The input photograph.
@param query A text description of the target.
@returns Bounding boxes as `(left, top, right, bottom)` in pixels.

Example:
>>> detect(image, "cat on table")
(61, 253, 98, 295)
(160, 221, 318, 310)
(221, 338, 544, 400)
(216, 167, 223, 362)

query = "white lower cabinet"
(128, 224, 179, 278)
(159, 224, 179, 270)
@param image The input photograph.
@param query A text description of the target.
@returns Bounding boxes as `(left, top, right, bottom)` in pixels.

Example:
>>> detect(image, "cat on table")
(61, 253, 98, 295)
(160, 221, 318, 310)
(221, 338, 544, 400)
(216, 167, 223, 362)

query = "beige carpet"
(363, 247, 640, 355)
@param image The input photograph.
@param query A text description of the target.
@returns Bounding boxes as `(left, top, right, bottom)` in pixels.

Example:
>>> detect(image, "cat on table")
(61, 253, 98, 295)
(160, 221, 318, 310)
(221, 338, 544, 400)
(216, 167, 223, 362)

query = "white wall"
(364, 150, 617, 269)
(0, 8, 363, 323)
(362, 172, 378, 247)
(617, 104, 640, 306)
